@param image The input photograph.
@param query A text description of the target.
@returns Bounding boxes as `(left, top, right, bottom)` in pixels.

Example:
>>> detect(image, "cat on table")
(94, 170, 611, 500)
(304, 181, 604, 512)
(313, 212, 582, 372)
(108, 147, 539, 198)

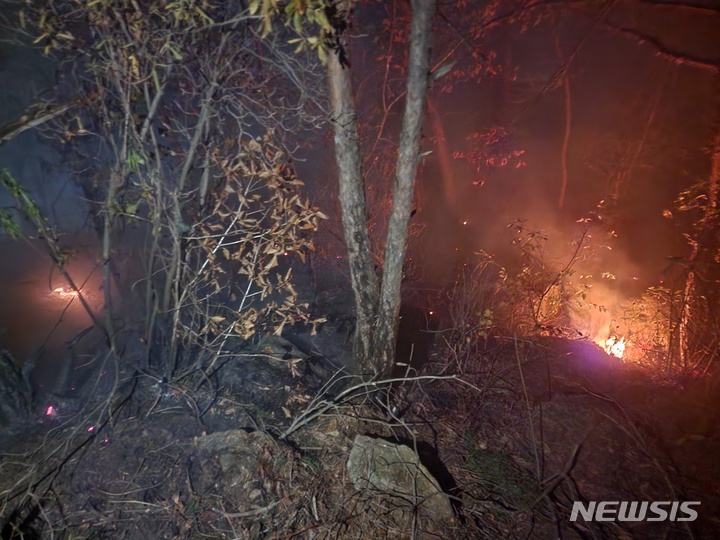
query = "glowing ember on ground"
(52, 286, 79, 299)
(603, 335, 626, 358)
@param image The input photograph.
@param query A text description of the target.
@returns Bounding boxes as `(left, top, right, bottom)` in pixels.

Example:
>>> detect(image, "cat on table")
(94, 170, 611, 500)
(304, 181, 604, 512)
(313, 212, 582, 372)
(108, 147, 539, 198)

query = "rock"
(346, 434, 454, 523)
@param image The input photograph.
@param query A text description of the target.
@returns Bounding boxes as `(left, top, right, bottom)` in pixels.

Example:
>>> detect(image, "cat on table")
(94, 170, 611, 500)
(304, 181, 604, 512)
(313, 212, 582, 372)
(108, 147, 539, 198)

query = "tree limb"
(637, 0, 720, 16)
(0, 103, 73, 145)
(373, 0, 437, 373)
(604, 22, 719, 73)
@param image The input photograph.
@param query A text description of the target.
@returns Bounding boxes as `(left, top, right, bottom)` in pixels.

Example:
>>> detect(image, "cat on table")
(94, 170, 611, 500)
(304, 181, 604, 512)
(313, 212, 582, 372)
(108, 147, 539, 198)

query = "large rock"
(346, 435, 454, 523)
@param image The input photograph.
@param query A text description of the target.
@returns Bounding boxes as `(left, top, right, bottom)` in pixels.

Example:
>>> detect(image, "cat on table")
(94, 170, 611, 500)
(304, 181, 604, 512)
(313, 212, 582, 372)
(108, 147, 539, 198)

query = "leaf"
(0, 210, 21, 239)
(125, 201, 139, 216)
(275, 319, 285, 335)
(195, 6, 214, 24)
(261, 0, 272, 16)
(249, 0, 261, 15)
(33, 33, 49, 45)
(129, 54, 140, 79)
(260, 14, 274, 38)
(168, 43, 183, 61)
(264, 255, 278, 271)
(293, 12, 303, 34)
(314, 8, 332, 32)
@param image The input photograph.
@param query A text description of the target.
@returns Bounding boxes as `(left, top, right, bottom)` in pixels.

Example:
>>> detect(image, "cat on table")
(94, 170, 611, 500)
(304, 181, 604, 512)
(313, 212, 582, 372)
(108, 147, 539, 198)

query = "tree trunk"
(372, 0, 436, 373)
(326, 0, 380, 370)
(327, 0, 436, 375)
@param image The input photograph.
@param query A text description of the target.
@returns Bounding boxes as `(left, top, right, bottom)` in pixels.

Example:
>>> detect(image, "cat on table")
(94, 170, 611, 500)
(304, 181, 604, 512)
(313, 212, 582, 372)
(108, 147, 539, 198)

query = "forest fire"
(602, 335, 626, 359)
(51, 286, 79, 299)
(0, 0, 717, 538)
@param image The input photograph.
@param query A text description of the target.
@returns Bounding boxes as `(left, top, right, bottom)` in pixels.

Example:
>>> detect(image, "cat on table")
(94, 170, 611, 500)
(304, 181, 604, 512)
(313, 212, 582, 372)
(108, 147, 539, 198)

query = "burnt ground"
(1, 288, 720, 539)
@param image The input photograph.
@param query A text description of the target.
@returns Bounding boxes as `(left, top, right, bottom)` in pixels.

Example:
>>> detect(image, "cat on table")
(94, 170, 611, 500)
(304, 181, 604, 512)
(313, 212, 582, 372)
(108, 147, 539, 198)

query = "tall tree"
(327, 0, 436, 374)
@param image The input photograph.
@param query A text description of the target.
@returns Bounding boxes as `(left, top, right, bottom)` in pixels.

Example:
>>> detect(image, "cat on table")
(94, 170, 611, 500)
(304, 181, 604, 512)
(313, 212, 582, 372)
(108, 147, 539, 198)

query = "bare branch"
(637, 0, 720, 16)
(604, 22, 720, 73)
(0, 103, 73, 145)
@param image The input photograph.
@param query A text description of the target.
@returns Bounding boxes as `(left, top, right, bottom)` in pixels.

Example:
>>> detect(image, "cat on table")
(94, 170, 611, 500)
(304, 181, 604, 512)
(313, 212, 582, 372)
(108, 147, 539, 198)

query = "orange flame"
(603, 335, 626, 358)
(52, 287, 79, 299)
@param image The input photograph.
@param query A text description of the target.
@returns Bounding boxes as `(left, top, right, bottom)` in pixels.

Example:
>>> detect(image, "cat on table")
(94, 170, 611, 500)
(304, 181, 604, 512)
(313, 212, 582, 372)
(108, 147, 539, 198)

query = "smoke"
(0, 236, 106, 390)
(568, 282, 624, 345)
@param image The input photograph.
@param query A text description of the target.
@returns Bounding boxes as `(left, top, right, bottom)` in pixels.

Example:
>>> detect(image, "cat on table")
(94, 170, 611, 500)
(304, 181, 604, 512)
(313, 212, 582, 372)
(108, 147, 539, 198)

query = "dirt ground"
(1, 320, 719, 539)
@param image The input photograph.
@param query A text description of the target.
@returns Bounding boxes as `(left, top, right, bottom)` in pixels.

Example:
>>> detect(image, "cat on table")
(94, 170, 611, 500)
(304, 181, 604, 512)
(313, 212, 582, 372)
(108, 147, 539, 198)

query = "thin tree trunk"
(326, 0, 379, 370)
(373, 0, 437, 373)
(679, 249, 695, 370)
(554, 32, 571, 210)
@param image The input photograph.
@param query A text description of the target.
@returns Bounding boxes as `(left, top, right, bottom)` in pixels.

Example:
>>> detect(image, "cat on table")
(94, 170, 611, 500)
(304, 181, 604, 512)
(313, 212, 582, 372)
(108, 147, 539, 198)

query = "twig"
(212, 499, 282, 518)
(515, 334, 542, 482)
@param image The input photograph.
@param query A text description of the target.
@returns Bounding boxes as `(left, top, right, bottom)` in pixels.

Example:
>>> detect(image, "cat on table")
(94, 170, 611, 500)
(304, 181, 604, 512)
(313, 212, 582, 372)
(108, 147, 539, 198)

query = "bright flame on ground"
(52, 287, 79, 299)
(603, 335, 626, 358)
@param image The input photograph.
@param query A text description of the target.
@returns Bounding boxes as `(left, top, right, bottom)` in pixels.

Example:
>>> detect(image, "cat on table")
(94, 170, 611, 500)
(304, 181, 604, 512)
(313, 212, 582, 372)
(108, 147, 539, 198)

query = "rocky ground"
(1, 280, 720, 539)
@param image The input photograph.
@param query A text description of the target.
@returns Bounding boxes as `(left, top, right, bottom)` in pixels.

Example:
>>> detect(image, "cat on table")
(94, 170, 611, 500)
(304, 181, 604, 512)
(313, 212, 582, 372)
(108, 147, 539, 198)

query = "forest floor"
(1, 288, 720, 539)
